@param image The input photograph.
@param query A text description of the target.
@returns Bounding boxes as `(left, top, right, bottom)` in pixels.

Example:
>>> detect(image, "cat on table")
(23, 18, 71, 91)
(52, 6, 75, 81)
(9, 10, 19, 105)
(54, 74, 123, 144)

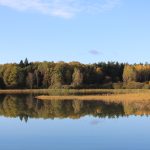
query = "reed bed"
(36, 92, 150, 102)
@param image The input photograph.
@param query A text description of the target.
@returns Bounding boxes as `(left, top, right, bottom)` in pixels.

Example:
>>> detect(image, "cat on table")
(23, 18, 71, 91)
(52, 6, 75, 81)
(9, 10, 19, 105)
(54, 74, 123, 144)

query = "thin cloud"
(0, 0, 120, 18)
(89, 50, 103, 55)
(90, 119, 105, 125)
(91, 120, 100, 125)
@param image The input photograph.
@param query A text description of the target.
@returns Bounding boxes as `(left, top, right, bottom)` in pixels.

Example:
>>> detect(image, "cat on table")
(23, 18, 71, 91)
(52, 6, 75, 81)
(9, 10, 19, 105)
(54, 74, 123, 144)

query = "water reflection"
(0, 94, 150, 121)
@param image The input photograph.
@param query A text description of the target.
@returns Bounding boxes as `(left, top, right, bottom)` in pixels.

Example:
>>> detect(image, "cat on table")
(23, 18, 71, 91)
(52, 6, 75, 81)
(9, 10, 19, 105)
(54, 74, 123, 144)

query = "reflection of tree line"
(0, 95, 150, 121)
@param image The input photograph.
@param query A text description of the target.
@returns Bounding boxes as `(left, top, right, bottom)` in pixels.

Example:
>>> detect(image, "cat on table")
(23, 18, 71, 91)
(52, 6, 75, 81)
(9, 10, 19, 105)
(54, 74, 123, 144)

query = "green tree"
(72, 68, 83, 87)
(3, 65, 20, 88)
(19, 60, 24, 68)
(24, 58, 29, 66)
(26, 72, 34, 89)
(51, 62, 67, 88)
(37, 62, 54, 88)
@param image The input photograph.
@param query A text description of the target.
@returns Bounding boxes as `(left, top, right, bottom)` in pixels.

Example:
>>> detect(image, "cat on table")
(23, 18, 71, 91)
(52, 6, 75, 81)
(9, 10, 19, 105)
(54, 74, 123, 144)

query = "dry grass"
(36, 92, 150, 102)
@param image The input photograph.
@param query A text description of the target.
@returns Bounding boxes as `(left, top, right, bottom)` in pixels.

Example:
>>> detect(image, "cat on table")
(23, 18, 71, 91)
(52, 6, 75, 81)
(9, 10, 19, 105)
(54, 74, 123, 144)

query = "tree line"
(0, 59, 150, 89)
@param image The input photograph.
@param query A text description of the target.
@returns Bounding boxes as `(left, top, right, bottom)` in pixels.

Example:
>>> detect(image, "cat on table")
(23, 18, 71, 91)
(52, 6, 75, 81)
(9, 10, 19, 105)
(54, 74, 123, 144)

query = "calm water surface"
(0, 94, 150, 150)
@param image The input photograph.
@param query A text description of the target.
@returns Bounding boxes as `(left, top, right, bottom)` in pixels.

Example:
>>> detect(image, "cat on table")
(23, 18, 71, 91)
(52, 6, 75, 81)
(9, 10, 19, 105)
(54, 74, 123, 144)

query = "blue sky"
(0, 0, 150, 64)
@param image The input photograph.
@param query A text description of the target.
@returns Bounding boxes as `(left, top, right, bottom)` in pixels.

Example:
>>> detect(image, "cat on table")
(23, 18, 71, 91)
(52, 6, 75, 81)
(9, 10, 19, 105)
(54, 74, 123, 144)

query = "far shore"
(0, 89, 149, 94)
(0, 89, 50, 94)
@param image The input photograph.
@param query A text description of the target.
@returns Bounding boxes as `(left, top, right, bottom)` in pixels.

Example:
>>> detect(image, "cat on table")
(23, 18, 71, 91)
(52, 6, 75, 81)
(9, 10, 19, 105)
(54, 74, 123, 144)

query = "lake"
(0, 94, 150, 150)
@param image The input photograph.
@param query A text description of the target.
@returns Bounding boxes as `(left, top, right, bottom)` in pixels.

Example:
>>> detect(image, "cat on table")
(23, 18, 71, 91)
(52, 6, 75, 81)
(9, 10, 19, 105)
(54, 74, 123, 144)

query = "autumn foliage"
(0, 59, 150, 89)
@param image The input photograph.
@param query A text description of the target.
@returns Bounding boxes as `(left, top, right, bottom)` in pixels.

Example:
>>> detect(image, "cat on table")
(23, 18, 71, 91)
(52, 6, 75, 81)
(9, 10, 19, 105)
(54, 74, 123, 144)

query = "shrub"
(123, 82, 144, 89)
(100, 82, 113, 89)
(113, 83, 123, 89)
(142, 84, 150, 89)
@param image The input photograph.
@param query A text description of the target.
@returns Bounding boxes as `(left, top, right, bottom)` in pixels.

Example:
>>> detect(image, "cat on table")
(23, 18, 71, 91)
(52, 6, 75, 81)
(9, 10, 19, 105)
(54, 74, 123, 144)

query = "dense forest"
(1, 58, 150, 89)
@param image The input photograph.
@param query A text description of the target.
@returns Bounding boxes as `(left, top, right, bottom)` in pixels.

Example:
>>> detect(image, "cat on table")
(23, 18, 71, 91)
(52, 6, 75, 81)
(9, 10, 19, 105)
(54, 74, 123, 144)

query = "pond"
(0, 94, 150, 150)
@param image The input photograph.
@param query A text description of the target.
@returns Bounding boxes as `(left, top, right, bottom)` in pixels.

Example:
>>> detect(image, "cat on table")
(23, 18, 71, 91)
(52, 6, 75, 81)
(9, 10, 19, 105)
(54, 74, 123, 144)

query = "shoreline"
(0, 89, 150, 95)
